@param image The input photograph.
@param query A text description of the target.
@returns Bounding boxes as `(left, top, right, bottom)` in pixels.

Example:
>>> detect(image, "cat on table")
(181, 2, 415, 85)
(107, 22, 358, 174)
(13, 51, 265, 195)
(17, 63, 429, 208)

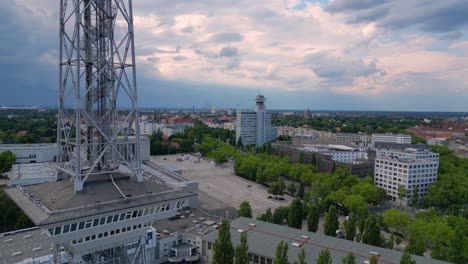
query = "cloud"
(180, 26, 194, 33)
(209, 32, 244, 43)
(325, 0, 468, 33)
(304, 51, 381, 82)
(219, 46, 239, 57)
(172, 55, 187, 61)
(0, 0, 467, 111)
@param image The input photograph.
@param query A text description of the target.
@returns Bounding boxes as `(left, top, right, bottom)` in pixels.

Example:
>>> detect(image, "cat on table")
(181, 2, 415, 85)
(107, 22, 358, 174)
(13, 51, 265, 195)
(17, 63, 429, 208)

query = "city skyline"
(1, 0, 468, 111)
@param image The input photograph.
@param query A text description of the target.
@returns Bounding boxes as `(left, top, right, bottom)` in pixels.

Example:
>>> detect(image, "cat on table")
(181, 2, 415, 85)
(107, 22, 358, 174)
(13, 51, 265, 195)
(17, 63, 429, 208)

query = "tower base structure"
(6, 171, 198, 264)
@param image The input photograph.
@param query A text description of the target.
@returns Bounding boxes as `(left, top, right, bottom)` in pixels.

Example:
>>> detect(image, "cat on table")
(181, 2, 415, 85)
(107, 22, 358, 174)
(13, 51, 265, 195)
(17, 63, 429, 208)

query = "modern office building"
(371, 133, 411, 145)
(236, 94, 277, 146)
(374, 156, 438, 205)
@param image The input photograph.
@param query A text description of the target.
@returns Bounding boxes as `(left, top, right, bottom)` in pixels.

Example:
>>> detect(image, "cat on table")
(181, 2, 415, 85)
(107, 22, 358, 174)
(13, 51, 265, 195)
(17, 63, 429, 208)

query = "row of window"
(71, 222, 151, 245)
(376, 160, 438, 168)
(375, 172, 437, 179)
(48, 200, 187, 236)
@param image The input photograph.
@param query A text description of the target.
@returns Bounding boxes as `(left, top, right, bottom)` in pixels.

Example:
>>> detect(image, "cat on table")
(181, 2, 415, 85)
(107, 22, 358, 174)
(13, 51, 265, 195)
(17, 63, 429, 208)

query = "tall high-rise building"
(236, 94, 277, 146)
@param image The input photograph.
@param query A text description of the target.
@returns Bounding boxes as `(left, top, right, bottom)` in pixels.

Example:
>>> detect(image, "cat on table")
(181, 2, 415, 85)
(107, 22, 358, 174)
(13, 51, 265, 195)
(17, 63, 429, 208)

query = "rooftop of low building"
(6, 171, 196, 226)
(203, 217, 447, 264)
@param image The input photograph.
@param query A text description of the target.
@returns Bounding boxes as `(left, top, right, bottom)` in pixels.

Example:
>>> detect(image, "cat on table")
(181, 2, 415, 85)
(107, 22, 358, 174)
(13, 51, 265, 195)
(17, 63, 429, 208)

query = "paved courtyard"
(150, 154, 292, 217)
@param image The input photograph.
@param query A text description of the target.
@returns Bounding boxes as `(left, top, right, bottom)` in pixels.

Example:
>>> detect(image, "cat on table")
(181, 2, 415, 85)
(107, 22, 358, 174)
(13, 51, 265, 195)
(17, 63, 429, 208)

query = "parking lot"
(150, 154, 292, 217)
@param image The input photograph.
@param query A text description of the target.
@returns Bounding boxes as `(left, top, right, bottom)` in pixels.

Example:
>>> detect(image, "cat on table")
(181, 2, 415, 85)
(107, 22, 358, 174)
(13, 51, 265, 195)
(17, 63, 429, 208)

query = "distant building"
(374, 156, 438, 205)
(272, 143, 373, 178)
(0, 144, 57, 163)
(335, 133, 367, 143)
(298, 144, 368, 163)
(236, 95, 277, 146)
(277, 126, 318, 138)
(304, 108, 311, 118)
(372, 133, 411, 144)
(223, 122, 235, 131)
(427, 137, 448, 146)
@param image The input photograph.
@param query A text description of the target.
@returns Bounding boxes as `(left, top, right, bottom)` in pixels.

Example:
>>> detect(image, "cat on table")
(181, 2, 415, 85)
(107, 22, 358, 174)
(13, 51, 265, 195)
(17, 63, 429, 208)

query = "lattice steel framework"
(57, 0, 142, 192)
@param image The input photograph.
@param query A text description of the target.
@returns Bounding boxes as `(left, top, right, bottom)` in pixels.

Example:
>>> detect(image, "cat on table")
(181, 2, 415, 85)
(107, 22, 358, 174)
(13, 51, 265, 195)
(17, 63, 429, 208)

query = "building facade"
(0, 144, 58, 164)
(235, 95, 277, 146)
(374, 156, 438, 205)
(371, 133, 411, 144)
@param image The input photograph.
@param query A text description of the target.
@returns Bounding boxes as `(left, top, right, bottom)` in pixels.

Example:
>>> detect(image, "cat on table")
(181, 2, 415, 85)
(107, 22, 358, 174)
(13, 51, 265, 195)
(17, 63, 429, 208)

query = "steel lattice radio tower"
(57, 0, 142, 192)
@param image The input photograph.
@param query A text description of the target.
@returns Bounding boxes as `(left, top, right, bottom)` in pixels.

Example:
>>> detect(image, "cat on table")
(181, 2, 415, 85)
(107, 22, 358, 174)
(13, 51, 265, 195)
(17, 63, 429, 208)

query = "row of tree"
(254, 199, 466, 263)
(271, 114, 434, 134)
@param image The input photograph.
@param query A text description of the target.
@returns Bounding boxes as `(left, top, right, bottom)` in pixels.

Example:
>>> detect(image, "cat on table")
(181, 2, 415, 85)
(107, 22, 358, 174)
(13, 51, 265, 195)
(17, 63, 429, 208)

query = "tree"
(395, 236, 402, 250)
(287, 182, 297, 197)
(257, 208, 273, 223)
(331, 161, 336, 173)
(0, 151, 16, 174)
(237, 201, 253, 218)
(405, 230, 425, 256)
(274, 240, 288, 264)
(447, 225, 465, 264)
(213, 219, 234, 264)
(382, 208, 412, 235)
(397, 185, 408, 206)
(298, 151, 304, 164)
(272, 206, 290, 225)
(342, 253, 355, 264)
(297, 183, 305, 199)
(236, 136, 243, 149)
(268, 180, 285, 199)
(411, 185, 419, 206)
(317, 248, 332, 264)
(288, 198, 303, 229)
(431, 239, 447, 261)
(345, 213, 357, 241)
(324, 205, 339, 236)
(400, 252, 416, 264)
(311, 154, 317, 166)
(370, 256, 378, 264)
(294, 248, 306, 264)
(307, 204, 320, 232)
(362, 215, 381, 247)
(234, 232, 249, 264)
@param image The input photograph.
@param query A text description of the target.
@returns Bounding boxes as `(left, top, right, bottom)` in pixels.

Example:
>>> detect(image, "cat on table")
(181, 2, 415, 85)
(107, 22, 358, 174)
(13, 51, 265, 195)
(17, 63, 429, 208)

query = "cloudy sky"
(1, 0, 468, 111)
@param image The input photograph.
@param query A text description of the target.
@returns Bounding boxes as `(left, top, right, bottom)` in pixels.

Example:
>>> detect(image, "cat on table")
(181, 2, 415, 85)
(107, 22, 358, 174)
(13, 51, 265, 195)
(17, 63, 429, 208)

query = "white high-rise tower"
(236, 94, 277, 146)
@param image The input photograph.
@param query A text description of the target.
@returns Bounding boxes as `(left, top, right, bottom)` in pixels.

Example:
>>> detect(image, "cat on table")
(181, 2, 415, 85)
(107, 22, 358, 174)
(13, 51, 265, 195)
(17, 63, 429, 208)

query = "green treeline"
(149, 119, 236, 156)
(0, 187, 34, 233)
(0, 110, 57, 144)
